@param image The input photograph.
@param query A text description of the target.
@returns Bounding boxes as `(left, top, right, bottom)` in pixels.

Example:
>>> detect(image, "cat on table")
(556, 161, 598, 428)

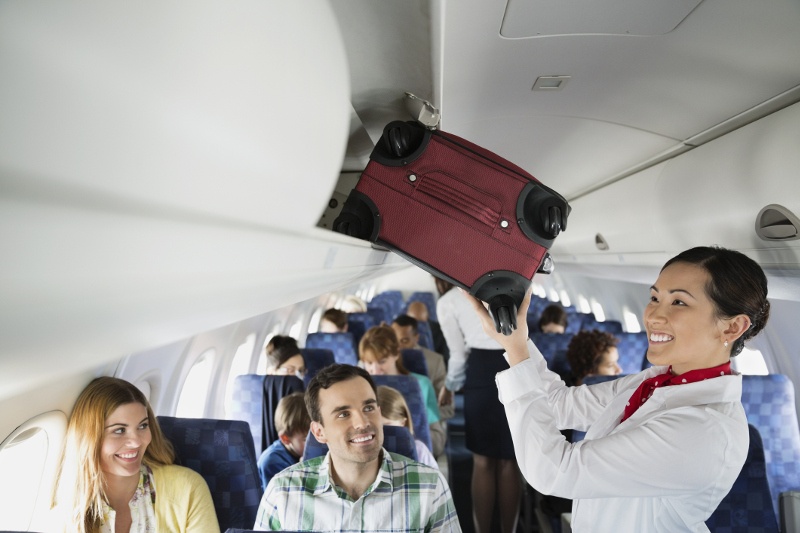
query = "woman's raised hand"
(462, 287, 532, 366)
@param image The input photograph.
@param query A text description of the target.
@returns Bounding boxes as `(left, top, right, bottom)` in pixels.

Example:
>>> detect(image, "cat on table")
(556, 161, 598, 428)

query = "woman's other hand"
(439, 386, 454, 407)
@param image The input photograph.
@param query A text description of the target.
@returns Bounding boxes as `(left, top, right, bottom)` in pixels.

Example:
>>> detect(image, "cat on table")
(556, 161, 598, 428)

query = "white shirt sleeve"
(496, 341, 734, 500)
(437, 292, 468, 391)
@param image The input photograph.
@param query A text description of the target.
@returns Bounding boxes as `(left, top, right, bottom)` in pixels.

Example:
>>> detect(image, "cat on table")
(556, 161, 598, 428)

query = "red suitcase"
(334, 121, 571, 335)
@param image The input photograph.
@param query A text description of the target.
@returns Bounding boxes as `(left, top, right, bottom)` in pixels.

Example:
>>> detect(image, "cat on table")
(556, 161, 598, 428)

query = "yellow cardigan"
(150, 463, 220, 533)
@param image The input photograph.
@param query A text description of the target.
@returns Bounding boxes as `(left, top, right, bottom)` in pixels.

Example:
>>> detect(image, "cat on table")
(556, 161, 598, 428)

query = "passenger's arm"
(182, 469, 221, 533)
(427, 471, 462, 532)
(253, 482, 283, 531)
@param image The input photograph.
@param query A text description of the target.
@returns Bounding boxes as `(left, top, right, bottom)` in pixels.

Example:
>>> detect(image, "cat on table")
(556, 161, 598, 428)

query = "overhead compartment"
(552, 101, 800, 271)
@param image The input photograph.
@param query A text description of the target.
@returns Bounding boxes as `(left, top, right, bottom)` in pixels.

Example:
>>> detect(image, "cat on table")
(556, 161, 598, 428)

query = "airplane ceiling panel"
(501, 0, 702, 38)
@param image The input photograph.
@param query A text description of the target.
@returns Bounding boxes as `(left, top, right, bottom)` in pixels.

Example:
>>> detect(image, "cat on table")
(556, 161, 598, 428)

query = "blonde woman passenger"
(376, 385, 439, 469)
(51, 376, 219, 533)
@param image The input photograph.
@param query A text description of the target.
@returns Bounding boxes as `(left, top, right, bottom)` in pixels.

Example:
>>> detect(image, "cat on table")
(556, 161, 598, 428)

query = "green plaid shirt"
(254, 449, 461, 532)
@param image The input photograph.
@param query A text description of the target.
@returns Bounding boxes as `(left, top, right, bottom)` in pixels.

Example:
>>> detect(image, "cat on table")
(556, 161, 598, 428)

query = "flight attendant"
(467, 246, 770, 533)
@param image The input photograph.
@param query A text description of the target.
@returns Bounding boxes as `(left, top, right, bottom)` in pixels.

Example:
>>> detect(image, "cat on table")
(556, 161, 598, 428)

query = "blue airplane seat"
(157, 416, 262, 531)
(366, 305, 389, 325)
(229, 374, 265, 455)
(581, 319, 624, 334)
(615, 332, 650, 374)
(347, 311, 378, 347)
(302, 425, 418, 462)
(304, 332, 358, 366)
(407, 291, 438, 321)
(401, 348, 429, 377)
(370, 374, 433, 451)
(740, 374, 800, 519)
(705, 424, 779, 532)
(301, 347, 336, 385)
(371, 291, 405, 320)
(530, 332, 574, 366)
(415, 319, 435, 350)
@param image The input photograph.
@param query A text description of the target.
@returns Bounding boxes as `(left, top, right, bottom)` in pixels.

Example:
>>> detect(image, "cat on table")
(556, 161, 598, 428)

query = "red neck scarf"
(620, 361, 733, 423)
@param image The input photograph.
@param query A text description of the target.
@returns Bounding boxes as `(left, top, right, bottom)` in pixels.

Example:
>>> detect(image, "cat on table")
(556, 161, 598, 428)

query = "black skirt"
(463, 347, 516, 459)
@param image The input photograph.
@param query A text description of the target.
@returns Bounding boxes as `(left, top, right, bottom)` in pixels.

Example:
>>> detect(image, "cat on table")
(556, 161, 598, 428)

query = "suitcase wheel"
(333, 191, 380, 241)
(370, 121, 431, 166)
(488, 294, 518, 336)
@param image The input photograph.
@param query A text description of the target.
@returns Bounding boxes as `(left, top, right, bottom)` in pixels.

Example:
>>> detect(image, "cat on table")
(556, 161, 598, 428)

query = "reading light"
(532, 76, 571, 91)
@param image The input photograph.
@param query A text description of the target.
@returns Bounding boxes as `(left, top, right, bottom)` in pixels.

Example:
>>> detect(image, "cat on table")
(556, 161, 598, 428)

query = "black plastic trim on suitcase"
(332, 190, 382, 242)
(370, 121, 433, 167)
(516, 181, 572, 248)
(471, 270, 532, 335)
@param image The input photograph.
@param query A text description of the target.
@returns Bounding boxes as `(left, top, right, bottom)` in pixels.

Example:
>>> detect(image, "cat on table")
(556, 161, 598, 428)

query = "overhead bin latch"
(404, 92, 440, 129)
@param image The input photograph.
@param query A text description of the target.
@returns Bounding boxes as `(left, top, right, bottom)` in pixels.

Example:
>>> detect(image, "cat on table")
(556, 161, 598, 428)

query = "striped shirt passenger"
(254, 449, 459, 532)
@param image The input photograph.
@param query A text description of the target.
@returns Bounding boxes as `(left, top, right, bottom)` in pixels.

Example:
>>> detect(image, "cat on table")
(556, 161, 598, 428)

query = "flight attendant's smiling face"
(100, 402, 151, 479)
(644, 262, 730, 375)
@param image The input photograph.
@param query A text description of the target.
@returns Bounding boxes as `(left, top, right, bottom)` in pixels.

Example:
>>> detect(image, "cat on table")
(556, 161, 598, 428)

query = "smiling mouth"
(649, 333, 674, 343)
(116, 450, 139, 460)
(350, 434, 374, 444)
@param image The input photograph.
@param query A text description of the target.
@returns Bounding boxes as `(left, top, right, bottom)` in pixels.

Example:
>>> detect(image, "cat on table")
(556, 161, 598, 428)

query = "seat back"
(401, 348, 429, 377)
(230, 374, 265, 455)
(347, 312, 378, 348)
(302, 425, 418, 462)
(371, 291, 405, 320)
(157, 416, 262, 531)
(304, 332, 358, 365)
(407, 291, 438, 321)
(371, 374, 432, 451)
(615, 332, 650, 374)
(581, 319, 623, 334)
(530, 332, 574, 366)
(262, 375, 305, 449)
(740, 374, 800, 518)
(301, 347, 336, 385)
(416, 320, 435, 350)
(705, 424, 779, 532)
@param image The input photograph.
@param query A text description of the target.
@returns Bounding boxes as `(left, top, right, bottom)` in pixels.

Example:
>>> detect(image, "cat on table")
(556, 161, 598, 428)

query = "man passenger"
(253, 364, 460, 532)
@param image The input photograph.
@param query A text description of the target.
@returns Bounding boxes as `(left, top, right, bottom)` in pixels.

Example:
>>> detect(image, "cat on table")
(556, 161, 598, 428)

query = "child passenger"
(376, 385, 438, 469)
(50, 377, 219, 533)
(358, 325, 441, 439)
(256, 392, 311, 491)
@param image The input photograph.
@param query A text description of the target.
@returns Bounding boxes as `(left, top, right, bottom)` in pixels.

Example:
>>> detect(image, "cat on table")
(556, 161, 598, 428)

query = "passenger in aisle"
(436, 278, 521, 533)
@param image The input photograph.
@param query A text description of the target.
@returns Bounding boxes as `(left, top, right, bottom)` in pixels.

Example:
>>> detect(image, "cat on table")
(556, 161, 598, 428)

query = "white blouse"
(436, 288, 502, 391)
(496, 340, 748, 533)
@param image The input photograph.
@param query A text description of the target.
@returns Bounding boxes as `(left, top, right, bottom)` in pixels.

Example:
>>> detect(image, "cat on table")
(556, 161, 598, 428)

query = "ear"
(310, 420, 327, 444)
(723, 314, 751, 342)
(279, 432, 291, 446)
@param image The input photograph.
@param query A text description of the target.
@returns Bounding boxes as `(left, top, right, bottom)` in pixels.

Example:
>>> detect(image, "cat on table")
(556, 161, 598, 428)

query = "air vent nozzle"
(755, 204, 800, 241)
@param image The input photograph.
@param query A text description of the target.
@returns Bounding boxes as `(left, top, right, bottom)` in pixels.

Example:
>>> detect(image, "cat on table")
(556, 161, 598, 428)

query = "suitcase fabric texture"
(334, 121, 571, 335)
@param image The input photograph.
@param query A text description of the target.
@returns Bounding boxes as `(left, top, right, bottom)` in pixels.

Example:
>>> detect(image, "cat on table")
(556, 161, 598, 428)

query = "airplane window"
(577, 295, 592, 314)
(308, 308, 324, 334)
(732, 347, 769, 375)
(0, 411, 66, 531)
(590, 299, 606, 322)
(559, 290, 572, 308)
(622, 309, 642, 333)
(532, 284, 547, 298)
(175, 349, 215, 418)
(225, 333, 257, 417)
(288, 320, 303, 340)
(548, 288, 560, 302)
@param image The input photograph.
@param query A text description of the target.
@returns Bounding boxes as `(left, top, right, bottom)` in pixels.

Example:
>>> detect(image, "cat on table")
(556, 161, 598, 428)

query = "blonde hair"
(52, 377, 174, 532)
(359, 325, 408, 374)
(274, 392, 311, 437)
(376, 385, 414, 435)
